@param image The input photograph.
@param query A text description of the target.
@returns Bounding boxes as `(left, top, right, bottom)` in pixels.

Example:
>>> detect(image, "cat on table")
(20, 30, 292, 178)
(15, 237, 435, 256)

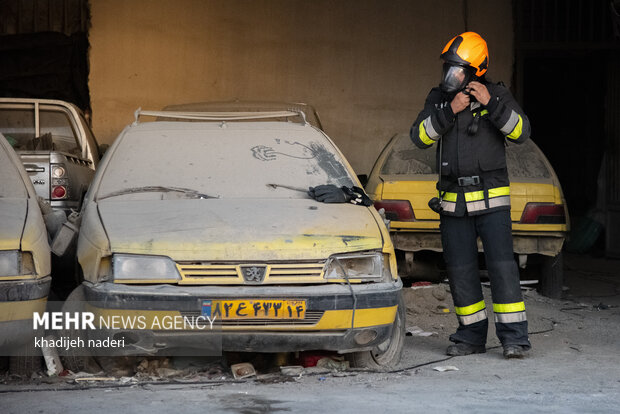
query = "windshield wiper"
(266, 183, 308, 193)
(98, 186, 218, 201)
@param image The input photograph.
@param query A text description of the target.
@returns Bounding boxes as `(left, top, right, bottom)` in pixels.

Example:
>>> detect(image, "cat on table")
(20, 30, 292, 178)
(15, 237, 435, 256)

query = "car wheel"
(60, 285, 100, 373)
(9, 340, 42, 377)
(347, 291, 405, 370)
(538, 251, 564, 299)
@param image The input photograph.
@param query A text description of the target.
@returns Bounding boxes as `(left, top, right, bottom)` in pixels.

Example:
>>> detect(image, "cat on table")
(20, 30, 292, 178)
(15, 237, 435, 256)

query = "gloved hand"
(308, 185, 350, 203)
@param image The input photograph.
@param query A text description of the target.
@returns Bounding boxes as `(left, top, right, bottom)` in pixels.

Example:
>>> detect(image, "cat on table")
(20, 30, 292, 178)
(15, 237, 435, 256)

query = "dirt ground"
(1, 252, 619, 413)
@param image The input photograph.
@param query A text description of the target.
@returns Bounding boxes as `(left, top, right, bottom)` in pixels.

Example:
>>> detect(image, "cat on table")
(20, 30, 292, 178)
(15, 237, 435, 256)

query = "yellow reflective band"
(419, 122, 435, 146)
(489, 186, 510, 198)
(442, 191, 457, 202)
(455, 300, 486, 316)
(464, 186, 510, 202)
(507, 115, 523, 140)
(480, 109, 489, 116)
(493, 302, 526, 313)
(464, 190, 484, 202)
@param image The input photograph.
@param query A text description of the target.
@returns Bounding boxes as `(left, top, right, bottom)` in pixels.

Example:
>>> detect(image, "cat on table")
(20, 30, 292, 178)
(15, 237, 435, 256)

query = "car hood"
(97, 198, 384, 261)
(0, 199, 27, 250)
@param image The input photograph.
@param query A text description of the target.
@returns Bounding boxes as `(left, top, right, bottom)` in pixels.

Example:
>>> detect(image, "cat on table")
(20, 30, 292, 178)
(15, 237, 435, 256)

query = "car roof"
(161, 101, 323, 130)
(0, 97, 82, 112)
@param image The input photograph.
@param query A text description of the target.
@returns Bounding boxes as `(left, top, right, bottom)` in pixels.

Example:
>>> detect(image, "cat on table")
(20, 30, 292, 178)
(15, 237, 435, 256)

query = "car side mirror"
(51, 211, 81, 256)
(357, 174, 368, 187)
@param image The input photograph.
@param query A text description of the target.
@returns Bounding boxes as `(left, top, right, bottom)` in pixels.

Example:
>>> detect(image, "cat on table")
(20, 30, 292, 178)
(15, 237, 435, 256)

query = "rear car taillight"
(51, 185, 67, 199)
(51, 165, 66, 178)
(519, 203, 566, 224)
(50, 163, 69, 200)
(374, 200, 416, 222)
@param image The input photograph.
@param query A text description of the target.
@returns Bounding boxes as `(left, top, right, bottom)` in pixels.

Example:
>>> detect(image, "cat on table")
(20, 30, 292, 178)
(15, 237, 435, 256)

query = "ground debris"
(74, 376, 116, 383)
(405, 326, 437, 337)
(231, 362, 256, 379)
(433, 366, 459, 372)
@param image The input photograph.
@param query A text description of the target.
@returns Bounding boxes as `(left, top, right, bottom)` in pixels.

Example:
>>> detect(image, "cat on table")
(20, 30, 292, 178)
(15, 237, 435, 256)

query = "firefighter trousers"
(440, 209, 531, 348)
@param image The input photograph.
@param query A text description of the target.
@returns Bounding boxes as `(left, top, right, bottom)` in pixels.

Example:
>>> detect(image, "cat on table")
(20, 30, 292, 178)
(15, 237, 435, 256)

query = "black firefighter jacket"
(410, 81, 531, 216)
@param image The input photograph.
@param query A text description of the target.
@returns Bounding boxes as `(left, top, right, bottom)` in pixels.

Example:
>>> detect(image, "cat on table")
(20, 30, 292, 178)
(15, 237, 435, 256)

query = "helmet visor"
(440, 63, 472, 93)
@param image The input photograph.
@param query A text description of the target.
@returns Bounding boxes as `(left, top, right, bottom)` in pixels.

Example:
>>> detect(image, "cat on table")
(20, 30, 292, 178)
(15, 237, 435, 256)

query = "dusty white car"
(0, 133, 51, 374)
(68, 108, 404, 370)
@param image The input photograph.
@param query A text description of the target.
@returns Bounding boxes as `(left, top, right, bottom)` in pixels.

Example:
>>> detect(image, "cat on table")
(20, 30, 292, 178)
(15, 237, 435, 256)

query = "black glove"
(308, 185, 373, 206)
(342, 186, 373, 207)
(308, 184, 350, 203)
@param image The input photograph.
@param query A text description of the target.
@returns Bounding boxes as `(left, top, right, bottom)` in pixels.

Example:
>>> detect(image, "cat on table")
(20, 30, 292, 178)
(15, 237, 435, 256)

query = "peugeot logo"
(241, 266, 266, 283)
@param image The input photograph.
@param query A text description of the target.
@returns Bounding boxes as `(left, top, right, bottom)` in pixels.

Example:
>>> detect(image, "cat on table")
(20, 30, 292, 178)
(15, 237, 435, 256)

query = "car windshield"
(0, 135, 28, 198)
(505, 140, 551, 179)
(381, 134, 437, 174)
(380, 133, 551, 179)
(96, 122, 356, 200)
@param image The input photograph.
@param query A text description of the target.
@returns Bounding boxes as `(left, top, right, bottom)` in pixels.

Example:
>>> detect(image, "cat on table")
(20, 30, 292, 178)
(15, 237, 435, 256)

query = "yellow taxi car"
(0, 134, 51, 374)
(66, 108, 404, 369)
(365, 133, 569, 298)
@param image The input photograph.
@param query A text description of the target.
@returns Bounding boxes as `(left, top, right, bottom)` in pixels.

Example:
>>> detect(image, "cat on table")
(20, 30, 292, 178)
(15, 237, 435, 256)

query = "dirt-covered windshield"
(380, 133, 551, 179)
(97, 122, 356, 200)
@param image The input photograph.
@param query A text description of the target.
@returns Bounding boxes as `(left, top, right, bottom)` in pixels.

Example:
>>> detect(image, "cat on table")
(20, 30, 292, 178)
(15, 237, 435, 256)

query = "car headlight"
(324, 251, 391, 281)
(0, 250, 20, 276)
(112, 254, 181, 282)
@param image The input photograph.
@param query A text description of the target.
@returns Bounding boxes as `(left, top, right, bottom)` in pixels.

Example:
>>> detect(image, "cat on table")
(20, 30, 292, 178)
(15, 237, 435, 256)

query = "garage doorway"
(515, 0, 620, 256)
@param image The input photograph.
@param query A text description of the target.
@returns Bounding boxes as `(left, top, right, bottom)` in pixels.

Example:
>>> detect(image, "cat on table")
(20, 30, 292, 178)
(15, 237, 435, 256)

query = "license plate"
(201, 299, 306, 320)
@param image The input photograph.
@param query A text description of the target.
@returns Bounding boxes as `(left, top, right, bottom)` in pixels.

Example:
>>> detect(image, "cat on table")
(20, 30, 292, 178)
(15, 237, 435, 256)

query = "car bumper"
(81, 279, 402, 354)
(0, 276, 50, 349)
(391, 229, 565, 256)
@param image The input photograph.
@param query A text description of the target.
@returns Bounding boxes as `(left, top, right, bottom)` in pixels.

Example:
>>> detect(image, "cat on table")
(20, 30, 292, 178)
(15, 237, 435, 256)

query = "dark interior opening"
(522, 51, 607, 218)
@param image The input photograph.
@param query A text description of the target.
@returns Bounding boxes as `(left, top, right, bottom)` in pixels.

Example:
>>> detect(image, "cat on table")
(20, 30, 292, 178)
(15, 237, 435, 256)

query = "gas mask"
(440, 63, 475, 94)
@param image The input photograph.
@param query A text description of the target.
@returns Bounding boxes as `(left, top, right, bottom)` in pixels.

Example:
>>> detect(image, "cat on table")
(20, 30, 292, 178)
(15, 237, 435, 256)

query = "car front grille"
(175, 262, 326, 285)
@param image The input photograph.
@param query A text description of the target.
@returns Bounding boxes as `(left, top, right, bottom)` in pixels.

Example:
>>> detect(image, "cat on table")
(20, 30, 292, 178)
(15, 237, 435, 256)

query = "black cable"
(385, 356, 455, 374)
(334, 258, 357, 331)
(380, 321, 556, 374)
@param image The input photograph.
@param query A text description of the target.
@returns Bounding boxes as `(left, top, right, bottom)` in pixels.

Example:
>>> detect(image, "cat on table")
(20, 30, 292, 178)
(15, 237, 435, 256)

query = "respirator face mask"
(440, 63, 474, 94)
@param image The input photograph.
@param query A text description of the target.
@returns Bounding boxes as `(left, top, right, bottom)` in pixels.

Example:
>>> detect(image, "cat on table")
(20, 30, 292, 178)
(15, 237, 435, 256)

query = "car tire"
(347, 291, 405, 370)
(538, 251, 564, 299)
(60, 285, 100, 373)
(9, 340, 42, 377)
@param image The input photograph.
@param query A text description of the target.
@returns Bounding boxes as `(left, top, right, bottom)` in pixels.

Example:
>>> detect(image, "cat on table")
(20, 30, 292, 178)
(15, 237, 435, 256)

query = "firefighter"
(410, 32, 531, 358)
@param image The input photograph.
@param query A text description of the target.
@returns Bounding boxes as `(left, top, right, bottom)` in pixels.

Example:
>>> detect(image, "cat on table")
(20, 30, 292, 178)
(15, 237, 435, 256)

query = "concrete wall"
(89, 0, 514, 174)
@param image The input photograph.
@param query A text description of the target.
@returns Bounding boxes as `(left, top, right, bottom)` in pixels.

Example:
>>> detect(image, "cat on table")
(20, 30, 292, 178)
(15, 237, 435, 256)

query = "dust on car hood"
(0, 199, 27, 250)
(97, 198, 384, 261)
